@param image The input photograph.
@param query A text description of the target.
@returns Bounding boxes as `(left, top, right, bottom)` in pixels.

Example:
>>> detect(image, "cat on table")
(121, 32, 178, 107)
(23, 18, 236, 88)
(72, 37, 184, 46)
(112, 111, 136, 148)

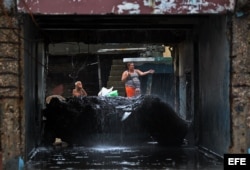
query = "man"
(72, 81, 87, 97)
(121, 62, 154, 97)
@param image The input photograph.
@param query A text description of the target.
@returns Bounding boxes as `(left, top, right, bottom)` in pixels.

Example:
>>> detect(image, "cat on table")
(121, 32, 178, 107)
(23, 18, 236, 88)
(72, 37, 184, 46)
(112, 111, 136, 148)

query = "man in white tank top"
(121, 62, 155, 97)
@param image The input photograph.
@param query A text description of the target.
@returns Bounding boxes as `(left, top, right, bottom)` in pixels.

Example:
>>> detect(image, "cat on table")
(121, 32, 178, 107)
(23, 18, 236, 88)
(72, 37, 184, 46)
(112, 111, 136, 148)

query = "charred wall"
(46, 54, 99, 97)
(46, 54, 133, 97)
(198, 15, 231, 155)
(22, 15, 46, 161)
(177, 15, 231, 156)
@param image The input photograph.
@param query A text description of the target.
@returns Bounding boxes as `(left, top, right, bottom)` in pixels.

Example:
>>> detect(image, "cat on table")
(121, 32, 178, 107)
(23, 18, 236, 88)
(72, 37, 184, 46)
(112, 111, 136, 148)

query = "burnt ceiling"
(33, 15, 204, 44)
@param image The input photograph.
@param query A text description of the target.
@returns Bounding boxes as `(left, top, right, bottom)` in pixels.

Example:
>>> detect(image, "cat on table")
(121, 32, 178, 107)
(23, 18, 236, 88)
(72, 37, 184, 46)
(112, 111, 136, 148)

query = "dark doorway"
(23, 14, 229, 169)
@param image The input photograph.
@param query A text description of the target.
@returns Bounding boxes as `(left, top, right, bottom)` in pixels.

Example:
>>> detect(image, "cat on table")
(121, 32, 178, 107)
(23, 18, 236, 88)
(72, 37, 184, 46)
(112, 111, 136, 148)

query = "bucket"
(107, 90, 118, 97)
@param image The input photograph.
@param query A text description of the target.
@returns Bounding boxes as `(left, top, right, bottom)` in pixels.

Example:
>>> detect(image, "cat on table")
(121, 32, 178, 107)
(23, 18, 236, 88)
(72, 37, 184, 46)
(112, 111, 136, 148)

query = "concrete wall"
(198, 15, 230, 155)
(230, 14, 250, 153)
(0, 5, 24, 166)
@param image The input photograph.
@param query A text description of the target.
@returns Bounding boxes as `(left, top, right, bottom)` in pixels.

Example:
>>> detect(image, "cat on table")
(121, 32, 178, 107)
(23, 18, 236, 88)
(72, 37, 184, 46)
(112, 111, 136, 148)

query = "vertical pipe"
(17, 15, 24, 160)
(97, 55, 102, 90)
(174, 46, 180, 113)
(146, 74, 152, 95)
(193, 41, 200, 145)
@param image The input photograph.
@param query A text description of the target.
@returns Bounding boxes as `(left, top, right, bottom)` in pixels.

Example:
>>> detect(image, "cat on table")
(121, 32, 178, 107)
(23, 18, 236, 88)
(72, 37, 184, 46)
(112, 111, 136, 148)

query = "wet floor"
(26, 142, 223, 170)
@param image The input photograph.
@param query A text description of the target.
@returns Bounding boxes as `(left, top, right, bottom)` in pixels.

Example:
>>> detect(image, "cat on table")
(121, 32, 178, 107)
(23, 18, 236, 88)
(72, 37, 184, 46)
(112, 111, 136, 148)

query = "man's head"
(127, 62, 135, 70)
(75, 81, 82, 88)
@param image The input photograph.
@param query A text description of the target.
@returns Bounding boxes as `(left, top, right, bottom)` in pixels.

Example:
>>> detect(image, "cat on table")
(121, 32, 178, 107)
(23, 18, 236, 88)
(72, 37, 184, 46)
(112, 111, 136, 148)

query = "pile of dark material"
(42, 95, 188, 146)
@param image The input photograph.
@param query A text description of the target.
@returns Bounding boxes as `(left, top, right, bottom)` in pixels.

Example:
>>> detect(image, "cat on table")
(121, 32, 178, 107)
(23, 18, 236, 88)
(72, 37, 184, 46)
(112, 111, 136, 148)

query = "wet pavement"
(26, 142, 223, 170)
(30, 96, 223, 169)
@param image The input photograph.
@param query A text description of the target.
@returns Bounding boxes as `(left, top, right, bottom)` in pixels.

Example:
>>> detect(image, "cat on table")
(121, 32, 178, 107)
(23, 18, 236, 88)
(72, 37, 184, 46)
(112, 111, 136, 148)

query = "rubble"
(42, 95, 189, 146)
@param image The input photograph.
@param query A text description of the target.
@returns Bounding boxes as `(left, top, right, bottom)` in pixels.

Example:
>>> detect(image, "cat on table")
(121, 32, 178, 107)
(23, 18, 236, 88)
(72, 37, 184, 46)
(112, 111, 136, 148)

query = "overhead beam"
(17, 0, 235, 15)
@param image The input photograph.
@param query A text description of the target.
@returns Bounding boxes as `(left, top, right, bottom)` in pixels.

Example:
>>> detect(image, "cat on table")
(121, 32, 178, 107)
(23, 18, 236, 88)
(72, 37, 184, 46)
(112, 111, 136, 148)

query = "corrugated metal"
(17, 0, 235, 15)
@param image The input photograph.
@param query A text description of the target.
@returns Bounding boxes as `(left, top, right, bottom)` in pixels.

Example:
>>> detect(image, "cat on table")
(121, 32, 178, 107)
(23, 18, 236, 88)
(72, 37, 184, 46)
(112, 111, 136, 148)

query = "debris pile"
(42, 95, 188, 146)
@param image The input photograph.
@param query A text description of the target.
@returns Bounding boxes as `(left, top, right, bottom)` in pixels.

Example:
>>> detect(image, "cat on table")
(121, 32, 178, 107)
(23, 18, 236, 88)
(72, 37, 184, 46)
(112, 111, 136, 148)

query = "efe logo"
(224, 154, 250, 170)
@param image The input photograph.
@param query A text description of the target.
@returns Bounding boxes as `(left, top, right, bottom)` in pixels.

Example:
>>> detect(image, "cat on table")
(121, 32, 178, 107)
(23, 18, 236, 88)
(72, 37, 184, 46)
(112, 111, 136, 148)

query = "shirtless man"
(72, 81, 87, 97)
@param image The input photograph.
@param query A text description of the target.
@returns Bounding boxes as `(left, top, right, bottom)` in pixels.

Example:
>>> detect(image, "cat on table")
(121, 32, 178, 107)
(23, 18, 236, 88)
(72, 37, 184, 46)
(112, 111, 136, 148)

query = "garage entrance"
(21, 13, 230, 169)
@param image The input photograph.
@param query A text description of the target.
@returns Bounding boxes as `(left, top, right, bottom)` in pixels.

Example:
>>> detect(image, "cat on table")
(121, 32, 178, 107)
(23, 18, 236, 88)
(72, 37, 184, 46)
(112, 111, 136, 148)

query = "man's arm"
(136, 69, 155, 76)
(72, 89, 77, 96)
(121, 71, 129, 82)
(82, 88, 87, 96)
